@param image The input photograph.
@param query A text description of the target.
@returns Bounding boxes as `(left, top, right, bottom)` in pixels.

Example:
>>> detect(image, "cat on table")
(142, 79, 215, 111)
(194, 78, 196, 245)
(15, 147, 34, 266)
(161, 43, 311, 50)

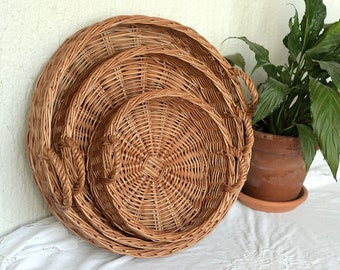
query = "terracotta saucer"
(238, 186, 308, 212)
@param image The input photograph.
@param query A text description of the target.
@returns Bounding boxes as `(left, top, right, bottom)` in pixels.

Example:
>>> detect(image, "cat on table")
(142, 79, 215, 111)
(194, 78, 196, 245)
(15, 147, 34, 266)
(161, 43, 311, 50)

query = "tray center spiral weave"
(143, 155, 164, 179)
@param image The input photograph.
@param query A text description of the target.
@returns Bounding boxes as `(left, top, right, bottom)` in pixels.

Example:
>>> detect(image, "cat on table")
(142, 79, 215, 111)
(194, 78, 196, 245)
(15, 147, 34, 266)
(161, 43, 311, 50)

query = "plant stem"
(292, 55, 306, 86)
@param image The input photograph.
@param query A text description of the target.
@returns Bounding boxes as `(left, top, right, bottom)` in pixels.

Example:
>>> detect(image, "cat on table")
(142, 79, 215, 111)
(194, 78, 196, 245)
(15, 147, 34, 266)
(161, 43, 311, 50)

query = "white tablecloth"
(1, 151, 339, 270)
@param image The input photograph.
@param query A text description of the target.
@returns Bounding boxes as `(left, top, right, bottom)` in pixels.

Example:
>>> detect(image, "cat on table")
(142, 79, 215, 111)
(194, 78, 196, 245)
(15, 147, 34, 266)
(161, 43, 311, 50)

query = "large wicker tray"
(27, 15, 257, 257)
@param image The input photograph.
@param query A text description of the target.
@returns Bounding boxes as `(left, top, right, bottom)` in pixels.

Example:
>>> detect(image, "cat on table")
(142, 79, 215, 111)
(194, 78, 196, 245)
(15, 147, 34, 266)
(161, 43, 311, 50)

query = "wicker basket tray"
(27, 15, 257, 257)
(53, 45, 236, 154)
(88, 88, 233, 241)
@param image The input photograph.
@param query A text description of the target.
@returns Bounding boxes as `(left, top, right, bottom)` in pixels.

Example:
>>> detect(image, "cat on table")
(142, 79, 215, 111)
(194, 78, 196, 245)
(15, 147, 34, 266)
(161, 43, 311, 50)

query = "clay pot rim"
(238, 186, 308, 213)
(252, 129, 302, 154)
(253, 129, 300, 142)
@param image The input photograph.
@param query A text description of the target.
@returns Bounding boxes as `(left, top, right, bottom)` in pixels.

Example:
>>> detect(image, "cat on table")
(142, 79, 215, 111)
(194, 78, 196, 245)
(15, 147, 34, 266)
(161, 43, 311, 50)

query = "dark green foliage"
(225, 0, 340, 179)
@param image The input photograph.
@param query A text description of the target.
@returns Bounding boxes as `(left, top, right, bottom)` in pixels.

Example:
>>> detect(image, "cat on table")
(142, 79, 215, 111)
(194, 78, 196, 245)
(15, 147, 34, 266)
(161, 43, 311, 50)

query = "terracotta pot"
(242, 130, 307, 202)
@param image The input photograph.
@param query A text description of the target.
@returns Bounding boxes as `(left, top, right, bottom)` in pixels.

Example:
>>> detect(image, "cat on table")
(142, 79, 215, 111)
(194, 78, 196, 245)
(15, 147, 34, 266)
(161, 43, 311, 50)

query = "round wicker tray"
(27, 15, 257, 257)
(88, 89, 232, 241)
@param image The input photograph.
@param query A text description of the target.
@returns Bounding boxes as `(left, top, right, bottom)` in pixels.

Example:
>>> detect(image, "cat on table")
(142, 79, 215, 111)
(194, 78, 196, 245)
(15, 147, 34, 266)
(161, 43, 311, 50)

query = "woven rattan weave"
(27, 15, 257, 257)
(88, 89, 231, 241)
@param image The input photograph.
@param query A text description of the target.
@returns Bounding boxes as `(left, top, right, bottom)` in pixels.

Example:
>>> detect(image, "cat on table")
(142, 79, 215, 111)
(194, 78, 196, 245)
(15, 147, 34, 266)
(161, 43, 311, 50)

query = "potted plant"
(225, 0, 340, 211)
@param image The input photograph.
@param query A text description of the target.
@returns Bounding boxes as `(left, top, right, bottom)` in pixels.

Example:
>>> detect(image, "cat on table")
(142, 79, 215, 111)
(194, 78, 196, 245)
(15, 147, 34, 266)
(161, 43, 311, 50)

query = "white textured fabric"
(1, 151, 339, 270)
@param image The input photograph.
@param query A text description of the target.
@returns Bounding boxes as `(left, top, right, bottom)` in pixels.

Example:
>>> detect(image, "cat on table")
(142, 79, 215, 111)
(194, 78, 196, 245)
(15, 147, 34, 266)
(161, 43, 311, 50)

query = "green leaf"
(296, 124, 317, 171)
(224, 53, 245, 71)
(231, 36, 276, 76)
(283, 7, 302, 62)
(301, 0, 327, 50)
(252, 78, 291, 124)
(306, 21, 340, 59)
(316, 60, 340, 91)
(310, 77, 340, 179)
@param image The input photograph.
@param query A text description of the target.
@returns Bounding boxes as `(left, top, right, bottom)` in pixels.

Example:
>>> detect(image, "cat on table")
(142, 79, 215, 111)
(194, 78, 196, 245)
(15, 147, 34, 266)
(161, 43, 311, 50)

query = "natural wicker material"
(88, 89, 232, 241)
(54, 45, 236, 155)
(27, 15, 257, 257)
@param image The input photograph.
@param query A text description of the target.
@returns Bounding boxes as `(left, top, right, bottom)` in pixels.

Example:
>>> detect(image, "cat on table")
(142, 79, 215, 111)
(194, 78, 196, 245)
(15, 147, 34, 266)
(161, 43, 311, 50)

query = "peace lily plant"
(225, 0, 340, 179)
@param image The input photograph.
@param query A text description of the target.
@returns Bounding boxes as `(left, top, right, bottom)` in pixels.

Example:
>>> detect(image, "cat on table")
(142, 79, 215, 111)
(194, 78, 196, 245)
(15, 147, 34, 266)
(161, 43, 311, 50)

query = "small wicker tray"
(27, 15, 257, 257)
(88, 88, 232, 241)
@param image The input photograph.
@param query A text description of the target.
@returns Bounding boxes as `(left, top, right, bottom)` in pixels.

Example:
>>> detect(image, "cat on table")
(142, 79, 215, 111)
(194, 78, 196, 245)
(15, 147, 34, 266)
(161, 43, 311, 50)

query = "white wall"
(1, 0, 339, 237)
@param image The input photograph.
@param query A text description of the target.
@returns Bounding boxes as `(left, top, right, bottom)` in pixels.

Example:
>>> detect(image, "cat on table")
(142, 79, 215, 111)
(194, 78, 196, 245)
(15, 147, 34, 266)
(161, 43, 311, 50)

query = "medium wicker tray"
(27, 15, 257, 257)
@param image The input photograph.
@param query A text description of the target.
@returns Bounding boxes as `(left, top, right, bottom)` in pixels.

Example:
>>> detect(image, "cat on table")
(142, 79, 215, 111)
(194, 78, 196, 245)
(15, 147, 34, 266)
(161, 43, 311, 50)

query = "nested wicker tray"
(53, 45, 235, 154)
(88, 89, 231, 241)
(27, 15, 257, 257)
